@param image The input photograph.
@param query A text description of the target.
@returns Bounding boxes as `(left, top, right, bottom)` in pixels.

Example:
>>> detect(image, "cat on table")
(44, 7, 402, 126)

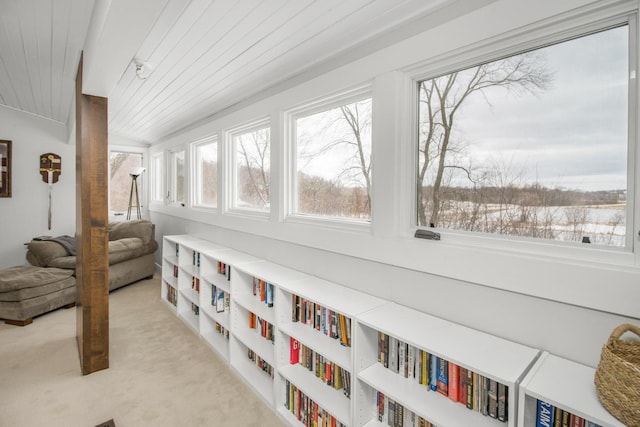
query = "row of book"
(536, 400, 602, 427)
(247, 348, 273, 378)
(214, 321, 229, 340)
(284, 380, 346, 427)
(289, 338, 351, 398)
(210, 284, 230, 313)
(172, 265, 178, 278)
(166, 284, 177, 306)
(378, 332, 508, 422)
(191, 276, 200, 292)
(191, 302, 200, 316)
(192, 251, 200, 267)
(292, 294, 351, 347)
(252, 277, 274, 307)
(249, 311, 274, 343)
(377, 391, 437, 427)
(217, 261, 231, 281)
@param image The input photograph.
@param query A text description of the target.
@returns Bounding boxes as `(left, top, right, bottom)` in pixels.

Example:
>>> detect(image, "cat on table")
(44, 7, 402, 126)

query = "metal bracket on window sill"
(414, 229, 441, 241)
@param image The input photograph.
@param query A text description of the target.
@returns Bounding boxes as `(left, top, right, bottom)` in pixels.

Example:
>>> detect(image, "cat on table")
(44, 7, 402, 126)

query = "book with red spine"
(449, 362, 459, 402)
(290, 337, 299, 364)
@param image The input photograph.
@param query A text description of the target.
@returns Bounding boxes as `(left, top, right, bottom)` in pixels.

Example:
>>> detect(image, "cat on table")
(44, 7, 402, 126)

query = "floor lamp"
(126, 167, 145, 220)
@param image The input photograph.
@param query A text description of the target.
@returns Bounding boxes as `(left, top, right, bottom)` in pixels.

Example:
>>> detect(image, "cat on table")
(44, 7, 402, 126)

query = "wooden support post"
(75, 54, 109, 375)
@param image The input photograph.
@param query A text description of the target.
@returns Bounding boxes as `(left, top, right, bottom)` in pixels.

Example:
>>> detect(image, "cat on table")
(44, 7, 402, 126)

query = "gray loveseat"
(26, 219, 158, 292)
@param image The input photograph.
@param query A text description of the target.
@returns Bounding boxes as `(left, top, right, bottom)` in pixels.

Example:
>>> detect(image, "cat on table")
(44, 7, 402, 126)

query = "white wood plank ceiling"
(0, 0, 488, 144)
(0, 0, 94, 124)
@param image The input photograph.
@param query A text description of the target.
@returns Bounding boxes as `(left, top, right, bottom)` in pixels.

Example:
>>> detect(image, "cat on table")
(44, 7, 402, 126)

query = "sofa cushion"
(109, 237, 144, 253)
(109, 220, 153, 244)
(47, 256, 77, 270)
(25, 240, 69, 267)
(0, 275, 75, 301)
(0, 266, 74, 293)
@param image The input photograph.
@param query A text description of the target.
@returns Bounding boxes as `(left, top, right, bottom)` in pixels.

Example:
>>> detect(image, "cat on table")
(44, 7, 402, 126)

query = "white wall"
(149, 0, 640, 367)
(0, 106, 76, 268)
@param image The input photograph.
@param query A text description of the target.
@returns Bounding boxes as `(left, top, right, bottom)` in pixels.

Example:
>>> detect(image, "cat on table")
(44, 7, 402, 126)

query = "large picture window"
(417, 24, 630, 248)
(292, 95, 372, 222)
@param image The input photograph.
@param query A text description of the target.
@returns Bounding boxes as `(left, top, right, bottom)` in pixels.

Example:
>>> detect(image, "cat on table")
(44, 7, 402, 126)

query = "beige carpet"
(0, 276, 285, 427)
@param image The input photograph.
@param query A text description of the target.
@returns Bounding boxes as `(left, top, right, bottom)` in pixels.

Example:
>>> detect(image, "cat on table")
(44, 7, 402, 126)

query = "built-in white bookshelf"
(518, 352, 626, 427)
(355, 302, 541, 427)
(162, 235, 593, 427)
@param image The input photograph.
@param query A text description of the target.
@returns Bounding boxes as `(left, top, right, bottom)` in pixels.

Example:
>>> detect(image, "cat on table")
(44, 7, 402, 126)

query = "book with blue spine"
(436, 357, 449, 396)
(536, 400, 555, 427)
(430, 354, 438, 391)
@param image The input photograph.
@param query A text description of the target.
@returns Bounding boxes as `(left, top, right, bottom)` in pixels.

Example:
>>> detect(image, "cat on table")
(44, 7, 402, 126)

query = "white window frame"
(403, 6, 639, 266)
(168, 147, 186, 207)
(284, 85, 374, 232)
(190, 135, 219, 210)
(225, 118, 271, 219)
(149, 151, 164, 204)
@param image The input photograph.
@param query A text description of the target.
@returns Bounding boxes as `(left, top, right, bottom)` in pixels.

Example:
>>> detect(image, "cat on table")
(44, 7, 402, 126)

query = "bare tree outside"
(234, 127, 270, 210)
(296, 98, 372, 220)
(418, 52, 550, 227)
(417, 26, 629, 247)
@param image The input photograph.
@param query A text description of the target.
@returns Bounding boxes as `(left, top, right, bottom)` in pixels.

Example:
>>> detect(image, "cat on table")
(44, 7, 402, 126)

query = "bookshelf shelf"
(177, 305, 199, 335)
(278, 363, 351, 425)
(517, 352, 626, 427)
(200, 309, 230, 361)
(231, 301, 276, 367)
(229, 335, 275, 407)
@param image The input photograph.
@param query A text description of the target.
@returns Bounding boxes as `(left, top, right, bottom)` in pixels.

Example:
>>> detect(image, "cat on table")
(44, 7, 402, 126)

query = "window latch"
(414, 229, 441, 241)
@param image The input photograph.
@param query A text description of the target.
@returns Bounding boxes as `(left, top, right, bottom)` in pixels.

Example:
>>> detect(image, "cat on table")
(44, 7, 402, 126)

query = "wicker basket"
(595, 323, 640, 427)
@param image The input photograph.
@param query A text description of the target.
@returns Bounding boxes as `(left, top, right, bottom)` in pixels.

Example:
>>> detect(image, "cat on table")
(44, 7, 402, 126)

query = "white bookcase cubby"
(517, 352, 626, 427)
(355, 302, 541, 427)
(274, 275, 387, 427)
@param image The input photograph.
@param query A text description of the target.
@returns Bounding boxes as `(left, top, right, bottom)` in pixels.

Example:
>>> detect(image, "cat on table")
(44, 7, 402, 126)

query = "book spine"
(407, 345, 415, 380)
(554, 408, 563, 427)
(430, 354, 438, 391)
(571, 414, 584, 427)
(497, 382, 508, 422)
(536, 400, 555, 427)
(290, 337, 300, 364)
(421, 350, 428, 386)
(488, 378, 498, 418)
(449, 362, 459, 402)
(398, 341, 406, 377)
(436, 357, 448, 396)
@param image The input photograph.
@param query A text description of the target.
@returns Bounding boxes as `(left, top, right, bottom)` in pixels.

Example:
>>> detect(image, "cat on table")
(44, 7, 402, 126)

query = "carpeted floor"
(0, 276, 285, 427)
